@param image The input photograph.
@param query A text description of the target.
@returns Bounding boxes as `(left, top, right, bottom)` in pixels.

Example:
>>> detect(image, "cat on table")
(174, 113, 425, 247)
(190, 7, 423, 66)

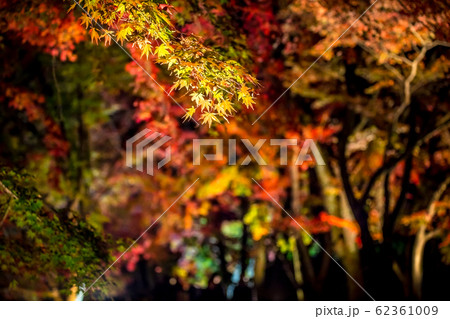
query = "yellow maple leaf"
(182, 107, 197, 122)
(199, 112, 220, 127)
(90, 28, 100, 44)
(217, 100, 236, 116)
(154, 44, 172, 58)
(238, 85, 250, 101)
(242, 94, 255, 109)
(80, 14, 91, 29)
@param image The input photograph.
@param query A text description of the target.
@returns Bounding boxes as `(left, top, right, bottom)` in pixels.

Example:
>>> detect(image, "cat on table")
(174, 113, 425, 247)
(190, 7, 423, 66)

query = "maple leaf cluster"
(72, 0, 259, 126)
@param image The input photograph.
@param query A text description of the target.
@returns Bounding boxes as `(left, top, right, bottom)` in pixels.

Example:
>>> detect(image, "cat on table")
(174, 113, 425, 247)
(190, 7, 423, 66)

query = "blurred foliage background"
(0, 0, 449, 300)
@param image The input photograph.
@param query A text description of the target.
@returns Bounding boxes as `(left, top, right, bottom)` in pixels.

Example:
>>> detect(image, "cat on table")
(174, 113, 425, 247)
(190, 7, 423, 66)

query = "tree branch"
(0, 181, 18, 200)
(427, 176, 450, 221)
(0, 181, 18, 228)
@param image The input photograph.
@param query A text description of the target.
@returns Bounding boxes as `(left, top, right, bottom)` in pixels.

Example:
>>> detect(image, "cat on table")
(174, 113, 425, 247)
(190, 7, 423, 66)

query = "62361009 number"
(375, 306, 438, 316)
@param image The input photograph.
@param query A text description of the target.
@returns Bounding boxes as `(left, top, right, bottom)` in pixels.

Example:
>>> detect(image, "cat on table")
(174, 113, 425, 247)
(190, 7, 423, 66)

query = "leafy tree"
(72, 0, 258, 124)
